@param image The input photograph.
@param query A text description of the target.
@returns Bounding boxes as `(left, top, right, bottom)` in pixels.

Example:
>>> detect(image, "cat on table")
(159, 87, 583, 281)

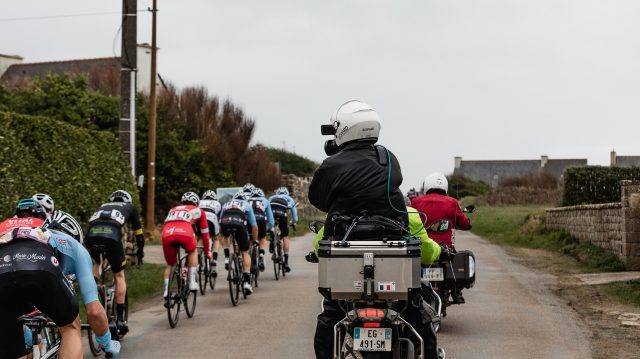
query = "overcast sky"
(3, 0, 639, 191)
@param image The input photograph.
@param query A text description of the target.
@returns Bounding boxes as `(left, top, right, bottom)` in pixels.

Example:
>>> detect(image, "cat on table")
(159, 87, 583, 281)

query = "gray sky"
(3, 0, 640, 191)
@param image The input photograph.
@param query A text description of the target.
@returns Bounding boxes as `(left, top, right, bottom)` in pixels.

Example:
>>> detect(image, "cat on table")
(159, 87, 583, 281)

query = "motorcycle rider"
(411, 173, 472, 303)
(309, 100, 439, 359)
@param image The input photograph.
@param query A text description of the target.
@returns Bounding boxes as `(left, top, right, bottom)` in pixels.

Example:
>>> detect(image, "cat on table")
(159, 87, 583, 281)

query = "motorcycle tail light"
(363, 322, 381, 328)
(357, 308, 386, 320)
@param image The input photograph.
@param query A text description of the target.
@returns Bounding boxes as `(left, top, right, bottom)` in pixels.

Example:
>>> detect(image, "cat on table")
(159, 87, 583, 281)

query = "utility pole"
(118, 0, 137, 176)
(145, 0, 158, 232)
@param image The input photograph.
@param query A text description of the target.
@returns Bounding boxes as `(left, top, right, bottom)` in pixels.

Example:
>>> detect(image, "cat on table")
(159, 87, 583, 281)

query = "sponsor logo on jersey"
(2, 255, 11, 263)
(13, 252, 46, 263)
(51, 256, 59, 267)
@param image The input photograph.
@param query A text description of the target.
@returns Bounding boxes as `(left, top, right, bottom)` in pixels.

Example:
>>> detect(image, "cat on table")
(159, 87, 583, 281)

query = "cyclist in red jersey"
(410, 173, 471, 248)
(161, 192, 211, 296)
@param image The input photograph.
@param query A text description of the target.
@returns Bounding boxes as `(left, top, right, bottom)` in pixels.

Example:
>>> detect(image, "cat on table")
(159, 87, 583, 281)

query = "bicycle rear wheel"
(272, 239, 280, 280)
(184, 282, 197, 318)
(277, 241, 286, 278)
(251, 245, 260, 288)
(198, 249, 207, 295)
(209, 258, 217, 290)
(166, 266, 181, 328)
(228, 252, 240, 306)
(87, 327, 102, 356)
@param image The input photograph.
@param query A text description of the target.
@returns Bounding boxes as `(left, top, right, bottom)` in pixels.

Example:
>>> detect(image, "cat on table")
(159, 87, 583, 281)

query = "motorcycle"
(308, 216, 445, 359)
(423, 206, 476, 326)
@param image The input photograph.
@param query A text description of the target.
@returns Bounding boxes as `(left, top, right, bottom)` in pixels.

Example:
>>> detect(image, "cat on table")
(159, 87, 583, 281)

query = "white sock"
(189, 267, 197, 283)
(163, 279, 169, 297)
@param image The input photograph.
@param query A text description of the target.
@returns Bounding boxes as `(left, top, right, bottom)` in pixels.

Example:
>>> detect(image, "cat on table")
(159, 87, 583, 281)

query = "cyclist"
(219, 191, 258, 295)
(32, 193, 55, 218)
(247, 187, 274, 271)
(411, 172, 472, 303)
(44, 210, 120, 358)
(269, 187, 298, 272)
(161, 192, 211, 297)
(86, 189, 144, 335)
(0, 199, 81, 359)
(200, 190, 222, 270)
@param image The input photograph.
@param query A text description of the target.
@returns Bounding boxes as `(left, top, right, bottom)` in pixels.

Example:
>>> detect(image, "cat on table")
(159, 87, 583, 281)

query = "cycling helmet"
(253, 188, 265, 198)
(232, 191, 248, 201)
(181, 191, 200, 206)
(109, 190, 132, 203)
(202, 190, 217, 201)
(32, 193, 54, 214)
(423, 173, 448, 195)
(15, 198, 47, 220)
(323, 100, 381, 147)
(44, 210, 84, 244)
(242, 183, 256, 194)
(275, 187, 289, 196)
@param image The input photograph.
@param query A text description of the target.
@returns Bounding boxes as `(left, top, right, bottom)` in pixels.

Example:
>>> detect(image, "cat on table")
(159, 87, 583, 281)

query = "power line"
(0, 10, 148, 23)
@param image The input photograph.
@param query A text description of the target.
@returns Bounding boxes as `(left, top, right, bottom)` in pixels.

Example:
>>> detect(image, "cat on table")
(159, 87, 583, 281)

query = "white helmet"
(44, 210, 84, 244)
(32, 193, 54, 214)
(202, 190, 217, 201)
(275, 187, 289, 196)
(423, 173, 448, 194)
(181, 192, 200, 205)
(327, 100, 381, 147)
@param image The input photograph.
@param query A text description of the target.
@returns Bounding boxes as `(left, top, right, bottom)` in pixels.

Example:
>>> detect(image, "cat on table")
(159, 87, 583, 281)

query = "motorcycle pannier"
(445, 250, 476, 289)
(317, 239, 422, 301)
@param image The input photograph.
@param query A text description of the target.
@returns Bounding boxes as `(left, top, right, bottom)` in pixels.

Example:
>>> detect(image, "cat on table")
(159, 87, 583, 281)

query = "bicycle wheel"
(277, 241, 286, 278)
(184, 274, 197, 318)
(166, 266, 181, 328)
(272, 239, 280, 280)
(227, 252, 240, 306)
(87, 326, 102, 356)
(198, 249, 207, 295)
(209, 258, 217, 290)
(251, 246, 260, 288)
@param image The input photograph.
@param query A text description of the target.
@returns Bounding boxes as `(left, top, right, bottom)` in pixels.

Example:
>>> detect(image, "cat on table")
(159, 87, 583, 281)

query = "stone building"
(0, 44, 155, 95)
(453, 155, 587, 187)
(611, 150, 640, 168)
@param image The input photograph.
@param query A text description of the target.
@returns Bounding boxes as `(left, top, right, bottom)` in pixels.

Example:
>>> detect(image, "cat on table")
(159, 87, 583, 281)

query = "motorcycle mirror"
(321, 124, 336, 135)
(463, 205, 476, 213)
(309, 220, 324, 234)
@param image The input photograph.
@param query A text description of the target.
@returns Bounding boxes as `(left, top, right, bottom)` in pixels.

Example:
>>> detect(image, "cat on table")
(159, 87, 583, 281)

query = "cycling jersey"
(48, 229, 99, 304)
(410, 193, 471, 247)
(268, 194, 298, 223)
(0, 217, 44, 236)
(199, 199, 221, 236)
(219, 199, 257, 227)
(248, 196, 274, 229)
(87, 202, 143, 241)
(162, 205, 210, 265)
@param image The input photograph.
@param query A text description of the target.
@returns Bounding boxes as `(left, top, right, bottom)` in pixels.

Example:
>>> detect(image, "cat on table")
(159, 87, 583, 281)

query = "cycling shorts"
(87, 223, 122, 242)
(162, 223, 197, 266)
(206, 220, 220, 237)
(221, 223, 250, 252)
(86, 236, 127, 273)
(275, 214, 289, 237)
(251, 219, 267, 239)
(0, 243, 79, 358)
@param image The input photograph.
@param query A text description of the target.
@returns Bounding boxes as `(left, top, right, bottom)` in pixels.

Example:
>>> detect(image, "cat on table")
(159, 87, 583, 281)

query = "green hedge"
(0, 111, 139, 224)
(562, 166, 640, 206)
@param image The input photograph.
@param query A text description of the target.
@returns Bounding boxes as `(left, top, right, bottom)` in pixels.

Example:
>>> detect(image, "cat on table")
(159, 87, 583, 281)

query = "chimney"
(611, 149, 617, 167)
(454, 156, 462, 169)
(541, 155, 549, 168)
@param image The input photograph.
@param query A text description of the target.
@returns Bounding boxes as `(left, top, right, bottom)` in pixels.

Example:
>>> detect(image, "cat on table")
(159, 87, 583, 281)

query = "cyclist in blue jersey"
(269, 187, 298, 272)
(44, 210, 120, 358)
(219, 191, 258, 295)
(247, 187, 274, 271)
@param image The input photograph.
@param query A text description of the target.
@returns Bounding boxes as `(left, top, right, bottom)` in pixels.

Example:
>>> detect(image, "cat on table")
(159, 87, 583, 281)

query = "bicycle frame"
(18, 312, 61, 359)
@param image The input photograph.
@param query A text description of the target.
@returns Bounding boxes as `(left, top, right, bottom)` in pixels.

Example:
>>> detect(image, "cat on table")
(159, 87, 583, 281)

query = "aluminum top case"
(317, 239, 422, 301)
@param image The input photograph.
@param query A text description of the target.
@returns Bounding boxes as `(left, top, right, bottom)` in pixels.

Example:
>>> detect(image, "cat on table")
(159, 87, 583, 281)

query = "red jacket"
(410, 193, 471, 247)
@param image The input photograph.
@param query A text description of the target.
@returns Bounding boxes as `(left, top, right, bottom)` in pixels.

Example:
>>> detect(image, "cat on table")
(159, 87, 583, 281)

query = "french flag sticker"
(377, 282, 396, 292)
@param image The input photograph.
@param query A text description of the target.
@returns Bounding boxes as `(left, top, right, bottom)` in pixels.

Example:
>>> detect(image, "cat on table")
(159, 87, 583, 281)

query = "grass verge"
(79, 263, 165, 321)
(470, 204, 625, 272)
(599, 280, 640, 307)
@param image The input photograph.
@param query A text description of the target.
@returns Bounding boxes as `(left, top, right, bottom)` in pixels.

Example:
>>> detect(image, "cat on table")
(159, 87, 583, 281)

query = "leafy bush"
(267, 147, 318, 176)
(0, 111, 139, 223)
(446, 175, 491, 199)
(562, 166, 640, 206)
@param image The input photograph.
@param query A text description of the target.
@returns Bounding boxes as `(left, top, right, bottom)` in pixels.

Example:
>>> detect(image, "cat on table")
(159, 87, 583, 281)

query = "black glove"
(305, 251, 319, 263)
(438, 244, 454, 261)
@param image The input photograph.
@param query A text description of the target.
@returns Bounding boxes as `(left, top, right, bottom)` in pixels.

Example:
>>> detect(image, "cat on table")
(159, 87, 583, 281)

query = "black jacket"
(309, 141, 408, 236)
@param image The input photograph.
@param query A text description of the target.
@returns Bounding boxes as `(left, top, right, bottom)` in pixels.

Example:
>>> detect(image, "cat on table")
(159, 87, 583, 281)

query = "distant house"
(0, 44, 154, 96)
(453, 155, 587, 187)
(611, 150, 640, 168)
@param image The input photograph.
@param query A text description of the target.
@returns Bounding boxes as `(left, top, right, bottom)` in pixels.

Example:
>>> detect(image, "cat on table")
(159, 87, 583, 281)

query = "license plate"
(353, 327, 392, 352)
(422, 267, 444, 281)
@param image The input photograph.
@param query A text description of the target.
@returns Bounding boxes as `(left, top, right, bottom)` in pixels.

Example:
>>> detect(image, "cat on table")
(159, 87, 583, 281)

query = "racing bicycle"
(165, 244, 197, 328)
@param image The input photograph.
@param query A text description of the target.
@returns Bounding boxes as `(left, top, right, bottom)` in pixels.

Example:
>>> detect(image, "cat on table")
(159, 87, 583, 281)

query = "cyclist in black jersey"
(86, 190, 144, 335)
(0, 199, 81, 358)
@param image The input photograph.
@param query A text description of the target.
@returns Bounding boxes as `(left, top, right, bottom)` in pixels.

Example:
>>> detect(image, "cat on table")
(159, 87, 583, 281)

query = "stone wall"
(281, 174, 324, 218)
(546, 180, 640, 270)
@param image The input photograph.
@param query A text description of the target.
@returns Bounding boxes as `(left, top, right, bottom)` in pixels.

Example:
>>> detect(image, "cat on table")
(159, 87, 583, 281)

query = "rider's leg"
(59, 318, 83, 359)
(187, 249, 198, 290)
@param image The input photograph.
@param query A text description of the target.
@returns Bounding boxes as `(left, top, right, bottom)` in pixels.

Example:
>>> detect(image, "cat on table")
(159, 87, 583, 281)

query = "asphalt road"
(84, 232, 592, 359)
